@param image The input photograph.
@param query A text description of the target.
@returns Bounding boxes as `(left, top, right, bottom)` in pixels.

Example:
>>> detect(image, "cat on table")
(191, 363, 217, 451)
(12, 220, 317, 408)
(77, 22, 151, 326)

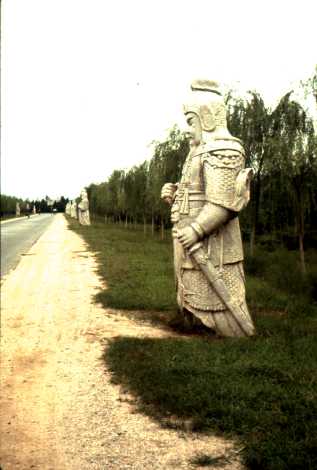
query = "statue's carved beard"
(187, 135, 201, 147)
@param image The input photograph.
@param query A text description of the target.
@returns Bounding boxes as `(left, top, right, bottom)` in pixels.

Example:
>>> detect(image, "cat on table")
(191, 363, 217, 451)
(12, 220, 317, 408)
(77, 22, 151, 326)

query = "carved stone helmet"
(183, 80, 227, 132)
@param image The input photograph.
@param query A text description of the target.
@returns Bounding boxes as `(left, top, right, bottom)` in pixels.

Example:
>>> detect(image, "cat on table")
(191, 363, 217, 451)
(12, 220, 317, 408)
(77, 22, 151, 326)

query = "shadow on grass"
(104, 316, 317, 470)
(190, 452, 233, 467)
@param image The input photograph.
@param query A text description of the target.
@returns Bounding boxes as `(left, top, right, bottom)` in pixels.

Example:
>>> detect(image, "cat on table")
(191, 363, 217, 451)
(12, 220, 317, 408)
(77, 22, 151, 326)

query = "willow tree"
(149, 126, 188, 238)
(228, 92, 271, 255)
(301, 65, 317, 106)
(107, 170, 125, 223)
(270, 92, 317, 273)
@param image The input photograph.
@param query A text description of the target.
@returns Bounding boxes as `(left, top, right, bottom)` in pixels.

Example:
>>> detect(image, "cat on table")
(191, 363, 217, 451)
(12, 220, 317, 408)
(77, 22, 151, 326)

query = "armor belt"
(177, 183, 204, 215)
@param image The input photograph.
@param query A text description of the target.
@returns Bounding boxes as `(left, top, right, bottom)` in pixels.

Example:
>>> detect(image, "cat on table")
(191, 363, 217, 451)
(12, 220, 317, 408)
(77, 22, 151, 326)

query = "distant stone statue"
(26, 202, 31, 218)
(70, 200, 78, 219)
(78, 189, 91, 225)
(65, 202, 71, 215)
(16, 202, 20, 217)
(161, 80, 255, 337)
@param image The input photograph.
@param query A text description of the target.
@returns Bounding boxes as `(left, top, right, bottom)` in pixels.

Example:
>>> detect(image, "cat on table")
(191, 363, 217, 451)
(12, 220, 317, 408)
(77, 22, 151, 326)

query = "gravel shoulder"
(0, 214, 243, 470)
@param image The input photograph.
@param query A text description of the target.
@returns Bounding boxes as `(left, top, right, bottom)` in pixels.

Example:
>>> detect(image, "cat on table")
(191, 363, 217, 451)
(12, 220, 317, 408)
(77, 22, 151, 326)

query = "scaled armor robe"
(172, 137, 254, 337)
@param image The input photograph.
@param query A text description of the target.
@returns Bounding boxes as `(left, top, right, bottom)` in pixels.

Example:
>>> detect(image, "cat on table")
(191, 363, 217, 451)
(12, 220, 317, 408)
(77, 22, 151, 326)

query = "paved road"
(1, 214, 55, 277)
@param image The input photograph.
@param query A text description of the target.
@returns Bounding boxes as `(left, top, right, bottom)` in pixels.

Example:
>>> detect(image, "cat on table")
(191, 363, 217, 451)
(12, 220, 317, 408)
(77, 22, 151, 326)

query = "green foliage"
(227, 87, 317, 271)
(68, 218, 177, 311)
(244, 246, 317, 315)
(301, 65, 317, 105)
(1, 194, 20, 216)
(53, 196, 69, 212)
(0, 194, 32, 217)
(87, 126, 189, 227)
(0, 194, 69, 216)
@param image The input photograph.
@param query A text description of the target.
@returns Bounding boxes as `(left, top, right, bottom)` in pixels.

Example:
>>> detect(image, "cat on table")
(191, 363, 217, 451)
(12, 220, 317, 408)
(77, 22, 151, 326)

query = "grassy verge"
(67, 217, 177, 315)
(68, 217, 317, 469)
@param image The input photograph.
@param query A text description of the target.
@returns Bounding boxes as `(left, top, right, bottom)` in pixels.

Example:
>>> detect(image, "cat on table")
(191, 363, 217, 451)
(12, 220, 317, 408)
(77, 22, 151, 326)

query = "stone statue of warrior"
(161, 80, 255, 337)
(65, 202, 70, 215)
(71, 200, 78, 219)
(78, 189, 91, 225)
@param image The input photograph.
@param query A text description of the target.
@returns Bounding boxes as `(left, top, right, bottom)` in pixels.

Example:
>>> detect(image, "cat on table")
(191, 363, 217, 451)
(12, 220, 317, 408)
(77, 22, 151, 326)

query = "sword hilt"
(188, 241, 203, 254)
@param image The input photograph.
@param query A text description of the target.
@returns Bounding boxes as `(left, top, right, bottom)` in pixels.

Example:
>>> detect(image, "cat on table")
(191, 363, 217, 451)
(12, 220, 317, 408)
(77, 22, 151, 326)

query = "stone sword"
(183, 240, 255, 336)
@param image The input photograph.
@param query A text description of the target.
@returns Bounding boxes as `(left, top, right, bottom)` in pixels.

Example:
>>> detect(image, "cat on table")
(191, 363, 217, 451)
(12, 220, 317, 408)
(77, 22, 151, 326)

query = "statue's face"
(186, 112, 202, 146)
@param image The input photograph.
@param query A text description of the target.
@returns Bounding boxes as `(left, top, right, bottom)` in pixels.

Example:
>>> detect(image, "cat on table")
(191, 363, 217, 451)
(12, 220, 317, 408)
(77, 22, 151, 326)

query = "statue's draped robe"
(78, 198, 90, 225)
(71, 203, 77, 219)
(172, 138, 254, 337)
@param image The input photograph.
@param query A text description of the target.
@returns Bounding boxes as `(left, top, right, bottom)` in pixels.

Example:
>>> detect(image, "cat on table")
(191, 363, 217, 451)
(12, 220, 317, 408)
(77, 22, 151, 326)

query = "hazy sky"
(1, 0, 316, 200)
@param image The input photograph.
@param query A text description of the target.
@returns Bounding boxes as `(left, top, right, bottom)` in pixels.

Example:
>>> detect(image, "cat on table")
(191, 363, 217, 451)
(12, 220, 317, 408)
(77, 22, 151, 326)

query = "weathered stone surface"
(78, 189, 90, 226)
(161, 80, 255, 337)
(70, 201, 78, 219)
(65, 202, 71, 216)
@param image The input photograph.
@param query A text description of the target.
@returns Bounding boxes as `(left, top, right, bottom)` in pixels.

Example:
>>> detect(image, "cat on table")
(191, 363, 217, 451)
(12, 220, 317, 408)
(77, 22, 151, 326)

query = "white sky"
(1, 0, 316, 200)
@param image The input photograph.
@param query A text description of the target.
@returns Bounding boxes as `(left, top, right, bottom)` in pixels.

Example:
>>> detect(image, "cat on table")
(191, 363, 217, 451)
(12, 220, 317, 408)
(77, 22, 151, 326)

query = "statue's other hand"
(177, 226, 199, 249)
(161, 183, 177, 204)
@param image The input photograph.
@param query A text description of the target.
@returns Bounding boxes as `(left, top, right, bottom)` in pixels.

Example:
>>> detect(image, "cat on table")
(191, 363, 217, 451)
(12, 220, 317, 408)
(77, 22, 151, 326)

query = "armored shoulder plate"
(201, 140, 248, 211)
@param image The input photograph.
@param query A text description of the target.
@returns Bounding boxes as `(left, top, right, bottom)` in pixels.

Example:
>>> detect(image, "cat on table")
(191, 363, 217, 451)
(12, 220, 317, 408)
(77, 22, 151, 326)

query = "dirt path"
(0, 214, 243, 469)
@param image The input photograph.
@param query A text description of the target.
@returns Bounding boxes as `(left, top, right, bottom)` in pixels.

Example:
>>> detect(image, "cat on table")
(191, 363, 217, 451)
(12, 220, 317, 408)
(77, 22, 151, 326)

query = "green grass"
(68, 217, 317, 469)
(67, 218, 177, 313)
(106, 318, 317, 469)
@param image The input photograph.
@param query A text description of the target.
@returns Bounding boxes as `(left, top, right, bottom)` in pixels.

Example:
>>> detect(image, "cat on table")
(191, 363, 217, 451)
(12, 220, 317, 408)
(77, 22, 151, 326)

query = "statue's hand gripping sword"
(184, 240, 255, 337)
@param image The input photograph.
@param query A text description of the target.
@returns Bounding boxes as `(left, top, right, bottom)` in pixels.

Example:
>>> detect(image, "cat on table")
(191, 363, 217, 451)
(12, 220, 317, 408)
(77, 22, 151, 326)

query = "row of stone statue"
(15, 203, 36, 216)
(65, 188, 91, 226)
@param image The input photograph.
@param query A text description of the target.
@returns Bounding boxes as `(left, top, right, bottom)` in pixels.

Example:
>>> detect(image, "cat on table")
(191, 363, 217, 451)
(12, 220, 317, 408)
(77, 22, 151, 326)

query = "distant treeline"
(0, 194, 25, 216)
(0, 194, 69, 216)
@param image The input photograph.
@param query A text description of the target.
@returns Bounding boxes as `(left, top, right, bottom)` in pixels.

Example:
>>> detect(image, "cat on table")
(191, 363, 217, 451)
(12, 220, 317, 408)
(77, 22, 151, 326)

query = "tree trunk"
(151, 214, 154, 236)
(292, 177, 307, 275)
(161, 217, 165, 240)
(298, 198, 306, 274)
(249, 226, 256, 257)
(249, 175, 261, 257)
(143, 215, 146, 235)
(299, 232, 306, 274)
